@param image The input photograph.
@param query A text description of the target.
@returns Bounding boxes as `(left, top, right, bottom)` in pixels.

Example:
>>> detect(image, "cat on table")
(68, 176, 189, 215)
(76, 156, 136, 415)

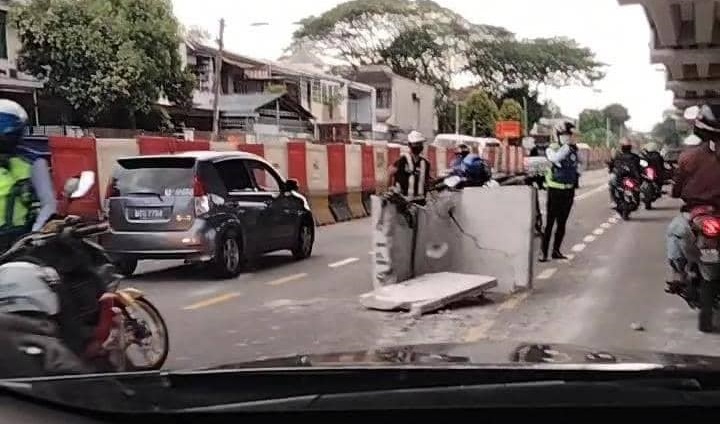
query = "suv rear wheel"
(210, 229, 243, 278)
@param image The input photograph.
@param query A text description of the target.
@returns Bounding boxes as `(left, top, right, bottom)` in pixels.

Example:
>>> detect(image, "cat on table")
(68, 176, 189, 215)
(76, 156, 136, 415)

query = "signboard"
(495, 121, 522, 139)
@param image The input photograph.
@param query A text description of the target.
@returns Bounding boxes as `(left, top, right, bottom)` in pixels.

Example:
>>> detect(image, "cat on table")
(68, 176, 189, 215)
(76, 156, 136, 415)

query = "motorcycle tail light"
(702, 217, 720, 238)
(645, 167, 656, 180)
(623, 178, 636, 189)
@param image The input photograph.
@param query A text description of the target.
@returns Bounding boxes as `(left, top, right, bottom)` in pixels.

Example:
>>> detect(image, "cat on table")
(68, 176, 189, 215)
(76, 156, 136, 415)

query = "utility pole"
(472, 120, 477, 137)
(522, 96, 528, 136)
(605, 116, 611, 148)
(211, 18, 225, 142)
(454, 102, 460, 135)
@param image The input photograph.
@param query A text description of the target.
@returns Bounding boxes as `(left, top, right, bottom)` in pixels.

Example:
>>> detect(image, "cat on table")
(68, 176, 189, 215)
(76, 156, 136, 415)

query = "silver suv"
(100, 151, 314, 278)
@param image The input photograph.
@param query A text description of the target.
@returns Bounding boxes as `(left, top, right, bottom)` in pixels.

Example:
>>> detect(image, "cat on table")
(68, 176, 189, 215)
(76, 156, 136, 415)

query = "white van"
(432, 134, 502, 155)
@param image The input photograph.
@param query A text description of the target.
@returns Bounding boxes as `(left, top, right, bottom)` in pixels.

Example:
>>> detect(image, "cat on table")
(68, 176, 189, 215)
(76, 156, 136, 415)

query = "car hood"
(207, 340, 720, 370)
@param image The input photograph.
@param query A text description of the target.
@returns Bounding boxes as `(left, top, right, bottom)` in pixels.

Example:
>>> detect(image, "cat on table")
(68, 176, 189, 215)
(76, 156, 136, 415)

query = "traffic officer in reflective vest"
(540, 121, 581, 262)
(0, 99, 57, 249)
(387, 130, 432, 205)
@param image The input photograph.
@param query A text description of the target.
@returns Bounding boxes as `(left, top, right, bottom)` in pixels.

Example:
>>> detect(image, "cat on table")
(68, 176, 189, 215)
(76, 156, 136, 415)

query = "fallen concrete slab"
(359, 272, 497, 316)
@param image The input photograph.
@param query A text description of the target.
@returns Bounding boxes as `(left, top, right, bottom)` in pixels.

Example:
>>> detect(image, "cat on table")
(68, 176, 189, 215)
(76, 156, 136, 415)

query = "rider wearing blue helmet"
(0, 99, 56, 248)
(457, 153, 492, 187)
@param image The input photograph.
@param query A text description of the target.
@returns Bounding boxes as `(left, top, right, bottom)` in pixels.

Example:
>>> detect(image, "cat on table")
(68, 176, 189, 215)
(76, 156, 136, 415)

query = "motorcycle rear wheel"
(698, 280, 717, 333)
(123, 297, 169, 370)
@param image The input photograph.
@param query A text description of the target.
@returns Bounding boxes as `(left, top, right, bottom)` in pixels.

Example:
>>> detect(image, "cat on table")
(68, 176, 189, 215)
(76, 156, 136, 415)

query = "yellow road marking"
(463, 320, 496, 342)
(183, 292, 242, 310)
(498, 291, 531, 311)
(266, 273, 308, 286)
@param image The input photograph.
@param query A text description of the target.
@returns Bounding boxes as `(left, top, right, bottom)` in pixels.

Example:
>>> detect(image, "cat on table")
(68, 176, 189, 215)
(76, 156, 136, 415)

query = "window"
(214, 160, 254, 193)
(245, 160, 281, 192)
(377, 88, 391, 109)
(0, 11, 7, 60)
(321, 83, 328, 104)
(312, 80, 321, 102)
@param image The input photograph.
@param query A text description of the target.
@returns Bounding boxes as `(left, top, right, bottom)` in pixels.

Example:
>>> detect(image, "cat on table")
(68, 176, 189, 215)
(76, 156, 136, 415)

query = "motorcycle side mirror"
(64, 171, 96, 200)
(444, 175, 462, 188)
(684, 105, 700, 120)
(639, 159, 649, 167)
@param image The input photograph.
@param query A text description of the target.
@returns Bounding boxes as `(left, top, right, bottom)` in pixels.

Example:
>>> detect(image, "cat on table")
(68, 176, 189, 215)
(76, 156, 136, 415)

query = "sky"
(170, 0, 673, 132)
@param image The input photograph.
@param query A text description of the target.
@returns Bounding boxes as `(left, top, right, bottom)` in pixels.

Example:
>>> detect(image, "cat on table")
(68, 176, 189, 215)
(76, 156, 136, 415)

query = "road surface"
(122, 169, 720, 370)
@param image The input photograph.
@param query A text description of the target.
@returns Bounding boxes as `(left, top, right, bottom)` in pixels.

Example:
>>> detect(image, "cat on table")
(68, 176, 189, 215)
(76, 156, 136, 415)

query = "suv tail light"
(193, 175, 210, 216)
(702, 217, 720, 238)
(103, 177, 119, 213)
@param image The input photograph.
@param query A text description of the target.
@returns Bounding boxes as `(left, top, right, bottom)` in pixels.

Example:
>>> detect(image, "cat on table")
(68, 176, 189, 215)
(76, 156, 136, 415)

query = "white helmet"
(684, 133, 702, 146)
(0, 262, 60, 316)
(407, 130, 427, 145)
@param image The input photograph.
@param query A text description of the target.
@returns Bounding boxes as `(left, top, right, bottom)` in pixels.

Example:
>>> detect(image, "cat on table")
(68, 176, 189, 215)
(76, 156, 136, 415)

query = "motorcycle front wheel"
(122, 297, 169, 370)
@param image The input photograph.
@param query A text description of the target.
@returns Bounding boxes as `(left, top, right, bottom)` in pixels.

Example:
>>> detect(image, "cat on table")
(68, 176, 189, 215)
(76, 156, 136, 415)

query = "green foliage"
(498, 99, 522, 121)
(460, 90, 498, 137)
(501, 85, 543, 130)
(13, 0, 194, 126)
(602, 103, 630, 135)
(578, 109, 605, 134)
(582, 127, 616, 147)
(291, 0, 602, 132)
(652, 117, 686, 146)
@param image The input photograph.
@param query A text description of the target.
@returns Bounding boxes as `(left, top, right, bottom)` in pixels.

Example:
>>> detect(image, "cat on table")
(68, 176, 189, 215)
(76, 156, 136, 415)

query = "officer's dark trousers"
(541, 187, 575, 257)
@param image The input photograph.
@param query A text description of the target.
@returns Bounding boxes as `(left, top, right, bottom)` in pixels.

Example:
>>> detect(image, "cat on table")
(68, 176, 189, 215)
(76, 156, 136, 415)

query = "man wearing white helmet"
(387, 130, 432, 204)
(0, 99, 57, 248)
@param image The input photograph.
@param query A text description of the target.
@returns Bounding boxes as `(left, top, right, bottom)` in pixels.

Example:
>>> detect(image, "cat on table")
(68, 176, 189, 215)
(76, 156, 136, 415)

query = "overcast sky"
(171, 0, 673, 132)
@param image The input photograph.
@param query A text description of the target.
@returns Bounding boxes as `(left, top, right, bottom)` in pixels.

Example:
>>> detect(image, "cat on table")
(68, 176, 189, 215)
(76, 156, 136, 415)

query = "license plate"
(701, 248, 720, 263)
(128, 208, 165, 220)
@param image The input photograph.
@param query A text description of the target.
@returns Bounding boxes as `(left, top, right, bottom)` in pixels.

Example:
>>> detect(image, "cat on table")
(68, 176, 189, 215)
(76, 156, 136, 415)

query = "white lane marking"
(564, 254, 575, 261)
(266, 273, 308, 286)
(536, 268, 557, 280)
(593, 228, 604, 236)
(575, 184, 608, 201)
(368, 251, 375, 255)
(571, 243, 586, 252)
(601, 223, 612, 229)
(608, 216, 619, 224)
(583, 235, 596, 243)
(328, 257, 360, 268)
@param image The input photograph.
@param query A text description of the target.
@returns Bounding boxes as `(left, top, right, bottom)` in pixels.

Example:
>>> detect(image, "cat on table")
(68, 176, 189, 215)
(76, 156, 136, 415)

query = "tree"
(578, 109, 605, 134)
(542, 100, 562, 119)
(498, 99, 522, 121)
(602, 103, 630, 136)
(291, 0, 603, 128)
(500, 85, 543, 130)
(13, 0, 195, 127)
(652, 117, 685, 147)
(460, 90, 498, 137)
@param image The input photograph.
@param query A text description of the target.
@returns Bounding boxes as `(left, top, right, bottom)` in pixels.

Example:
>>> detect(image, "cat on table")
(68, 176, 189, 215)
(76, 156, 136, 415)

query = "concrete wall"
(390, 75, 436, 138)
(371, 185, 535, 294)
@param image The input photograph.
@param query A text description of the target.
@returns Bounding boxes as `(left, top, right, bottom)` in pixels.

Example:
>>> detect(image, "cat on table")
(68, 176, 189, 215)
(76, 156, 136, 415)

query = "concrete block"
(329, 194, 353, 222)
(451, 186, 535, 293)
(359, 272, 497, 315)
(310, 195, 335, 226)
(347, 192, 368, 218)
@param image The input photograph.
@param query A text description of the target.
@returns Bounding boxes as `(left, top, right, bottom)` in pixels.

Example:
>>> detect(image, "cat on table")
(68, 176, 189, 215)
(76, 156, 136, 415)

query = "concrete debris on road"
(359, 272, 497, 316)
(630, 322, 645, 331)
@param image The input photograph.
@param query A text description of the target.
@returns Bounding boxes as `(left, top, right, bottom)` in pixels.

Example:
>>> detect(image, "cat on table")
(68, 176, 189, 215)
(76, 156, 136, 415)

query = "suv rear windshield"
(113, 157, 196, 197)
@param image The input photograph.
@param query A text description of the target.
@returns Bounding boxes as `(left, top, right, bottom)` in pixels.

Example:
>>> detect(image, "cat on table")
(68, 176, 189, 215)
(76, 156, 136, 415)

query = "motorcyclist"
(608, 138, 642, 207)
(450, 143, 472, 172)
(640, 141, 666, 182)
(387, 130, 432, 205)
(0, 100, 57, 249)
(666, 104, 720, 287)
(453, 152, 492, 188)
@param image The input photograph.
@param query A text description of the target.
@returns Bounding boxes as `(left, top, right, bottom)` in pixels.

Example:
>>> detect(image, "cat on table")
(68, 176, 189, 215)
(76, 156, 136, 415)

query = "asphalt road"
(122, 169, 720, 370)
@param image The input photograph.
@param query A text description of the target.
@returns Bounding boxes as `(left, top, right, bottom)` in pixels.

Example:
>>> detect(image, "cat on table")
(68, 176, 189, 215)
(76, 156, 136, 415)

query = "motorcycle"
(666, 206, 720, 333)
(0, 171, 169, 371)
(612, 176, 640, 221)
(639, 159, 662, 210)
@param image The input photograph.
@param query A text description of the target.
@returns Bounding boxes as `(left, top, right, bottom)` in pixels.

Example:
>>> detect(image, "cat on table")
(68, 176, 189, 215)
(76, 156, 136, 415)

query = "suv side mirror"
(284, 179, 299, 192)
